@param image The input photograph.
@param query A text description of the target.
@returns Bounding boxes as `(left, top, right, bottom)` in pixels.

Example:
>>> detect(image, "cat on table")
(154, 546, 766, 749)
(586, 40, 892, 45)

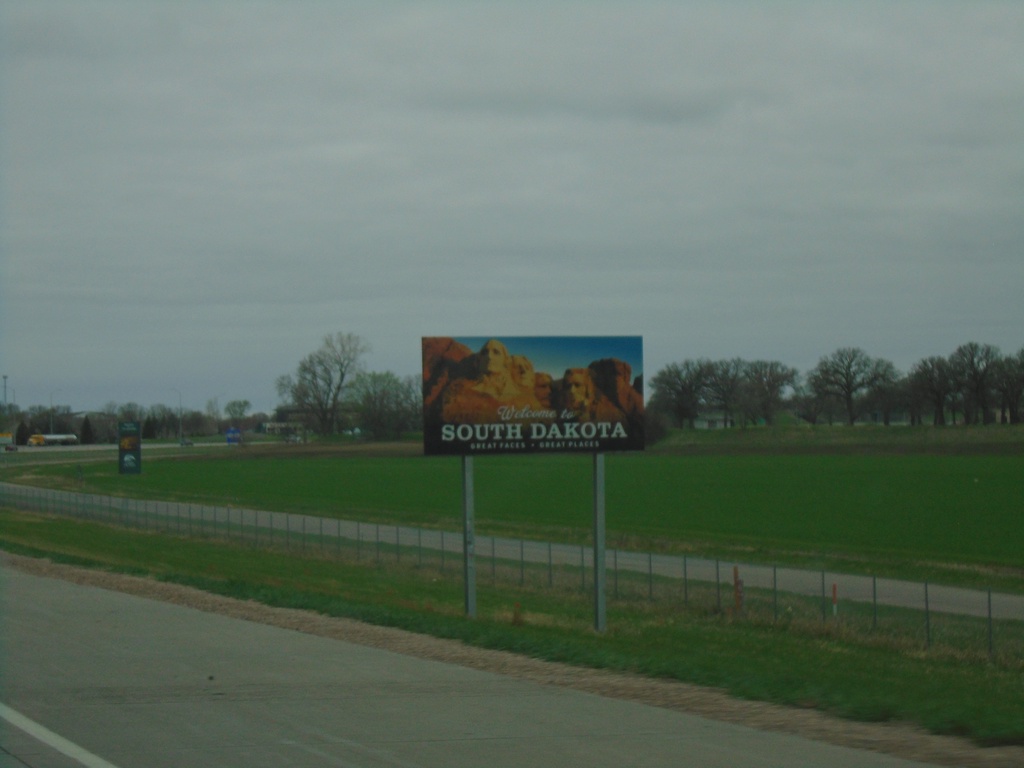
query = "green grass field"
(2, 427, 1023, 747)
(9, 443, 1023, 587)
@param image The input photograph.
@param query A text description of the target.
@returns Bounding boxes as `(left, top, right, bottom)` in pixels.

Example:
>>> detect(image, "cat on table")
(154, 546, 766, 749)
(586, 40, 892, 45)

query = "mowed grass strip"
(16, 451, 1024, 585)
(1, 508, 1021, 747)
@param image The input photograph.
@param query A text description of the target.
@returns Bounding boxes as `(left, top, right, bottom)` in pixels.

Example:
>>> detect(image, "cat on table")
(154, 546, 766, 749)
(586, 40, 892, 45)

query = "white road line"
(0, 702, 123, 768)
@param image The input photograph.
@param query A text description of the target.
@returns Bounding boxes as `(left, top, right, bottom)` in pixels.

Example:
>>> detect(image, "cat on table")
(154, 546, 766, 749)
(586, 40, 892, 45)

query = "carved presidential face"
(478, 339, 511, 375)
(563, 368, 595, 412)
(511, 355, 535, 389)
(534, 372, 553, 406)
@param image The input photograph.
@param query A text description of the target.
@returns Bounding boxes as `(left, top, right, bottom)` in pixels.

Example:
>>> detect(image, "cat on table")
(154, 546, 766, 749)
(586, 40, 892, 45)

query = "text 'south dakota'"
(440, 421, 628, 443)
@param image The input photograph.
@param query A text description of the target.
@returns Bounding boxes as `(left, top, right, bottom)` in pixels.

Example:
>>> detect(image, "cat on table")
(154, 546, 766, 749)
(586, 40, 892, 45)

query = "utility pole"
(49, 390, 60, 433)
(172, 389, 183, 444)
(3, 375, 7, 408)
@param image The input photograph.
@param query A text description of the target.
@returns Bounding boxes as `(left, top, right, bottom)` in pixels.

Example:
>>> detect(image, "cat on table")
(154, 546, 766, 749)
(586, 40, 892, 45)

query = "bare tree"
(909, 356, 953, 426)
(789, 380, 823, 425)
(224, 400, 251, 423)
(649, 360, 712, 429)
(706, 359, 745, 427)
(992, 349, 1024, 424)
(117, 402, 144, 423)
(742, 360, 798, 426)
(147, 403, 178, 439)
(0, 401, 19, 431)
(350, 372, 419, 440)
(808, 348, 879, 426)
(205, 399, 222, 431)
(865, 359, 904, 425)
(277, 333, 370, 435)
(949, 342, 1001, 424)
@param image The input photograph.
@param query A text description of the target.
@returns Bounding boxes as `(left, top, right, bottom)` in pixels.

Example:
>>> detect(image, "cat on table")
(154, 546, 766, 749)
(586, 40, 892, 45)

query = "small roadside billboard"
(118, 421, 142, 474)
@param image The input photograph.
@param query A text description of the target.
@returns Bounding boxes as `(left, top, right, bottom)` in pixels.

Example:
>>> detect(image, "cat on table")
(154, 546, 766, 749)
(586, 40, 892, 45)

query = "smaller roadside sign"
(118, 421, 142, 475)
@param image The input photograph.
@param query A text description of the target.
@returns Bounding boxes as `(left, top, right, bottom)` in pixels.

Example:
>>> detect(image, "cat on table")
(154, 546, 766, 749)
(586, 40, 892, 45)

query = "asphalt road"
(0, 563, 940, 768)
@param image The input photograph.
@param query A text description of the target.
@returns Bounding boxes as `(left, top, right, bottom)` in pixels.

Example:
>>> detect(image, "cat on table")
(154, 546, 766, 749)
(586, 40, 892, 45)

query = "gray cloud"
(2, 2, 1022, 414)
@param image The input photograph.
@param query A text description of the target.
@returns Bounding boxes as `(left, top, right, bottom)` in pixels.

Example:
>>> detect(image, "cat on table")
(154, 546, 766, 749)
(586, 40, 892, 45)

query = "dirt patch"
(4, 551, 1021, 768)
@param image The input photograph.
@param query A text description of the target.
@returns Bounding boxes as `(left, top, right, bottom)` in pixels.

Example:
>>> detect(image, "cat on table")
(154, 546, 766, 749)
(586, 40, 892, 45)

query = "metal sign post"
(423, 336, 644, 631)
(462, 455, 477, 618)
(593, 452, 607, 633)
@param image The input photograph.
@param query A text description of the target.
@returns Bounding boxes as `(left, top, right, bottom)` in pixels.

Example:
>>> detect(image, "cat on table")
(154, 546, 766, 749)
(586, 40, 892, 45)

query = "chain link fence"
(2, 481, 1021, 664)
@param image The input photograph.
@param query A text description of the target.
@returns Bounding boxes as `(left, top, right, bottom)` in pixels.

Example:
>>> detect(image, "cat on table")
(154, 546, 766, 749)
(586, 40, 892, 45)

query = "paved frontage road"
(1, 562, 943, 768)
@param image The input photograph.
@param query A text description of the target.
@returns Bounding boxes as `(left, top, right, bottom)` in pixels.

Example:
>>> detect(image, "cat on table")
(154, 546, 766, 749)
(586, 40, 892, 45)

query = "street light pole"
(171, 389, 183, 444)
(49, 389, 61, 433)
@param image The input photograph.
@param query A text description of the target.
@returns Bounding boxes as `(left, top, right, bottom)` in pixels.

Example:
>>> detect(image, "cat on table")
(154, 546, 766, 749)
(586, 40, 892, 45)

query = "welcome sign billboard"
(422, 336, 644, 455)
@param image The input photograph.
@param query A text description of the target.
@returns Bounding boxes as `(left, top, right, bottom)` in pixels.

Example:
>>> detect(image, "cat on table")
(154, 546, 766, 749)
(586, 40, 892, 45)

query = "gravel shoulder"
(4, 551, 1021, 768)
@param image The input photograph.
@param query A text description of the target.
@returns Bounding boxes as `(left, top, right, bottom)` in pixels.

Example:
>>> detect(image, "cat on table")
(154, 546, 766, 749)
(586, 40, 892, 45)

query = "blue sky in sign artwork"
(450, 337, 643, 383)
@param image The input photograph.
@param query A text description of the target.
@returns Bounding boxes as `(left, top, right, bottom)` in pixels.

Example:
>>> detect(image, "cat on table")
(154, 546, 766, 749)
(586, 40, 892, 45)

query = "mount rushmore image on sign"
(422, 336, 644, 455)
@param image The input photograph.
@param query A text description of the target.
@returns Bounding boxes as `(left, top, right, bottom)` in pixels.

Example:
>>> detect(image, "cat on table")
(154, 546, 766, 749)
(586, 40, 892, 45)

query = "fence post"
(820, 571, 826, 623)
(648, 553, 654, 600)
(987, 589, 994, 661)
(715, 560, 722, 613)
(461, 455, 476, 619)
(548, 542, 553, 588)
(580, 546, 585, 591)
(733, 565, 743, 614)
(772, 565, 778, 622)
(683, 555, 688, 605)
(613, 549, 619, 598)
(872, 575, 878, 630)
(924, 581, 931, 650)
(519, 539, 525, 586)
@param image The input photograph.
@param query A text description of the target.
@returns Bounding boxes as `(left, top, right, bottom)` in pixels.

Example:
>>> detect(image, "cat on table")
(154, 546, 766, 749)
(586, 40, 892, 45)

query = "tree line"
(5, 336, 1020, 447)
(1, 332, 418, 444)
(649, 342, 1024, 430)
(1, 399, 258, 445)
(273, 335, 1024, 440)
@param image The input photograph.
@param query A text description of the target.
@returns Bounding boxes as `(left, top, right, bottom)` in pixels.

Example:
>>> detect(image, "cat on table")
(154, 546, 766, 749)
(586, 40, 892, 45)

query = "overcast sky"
(2, 2, 1022, 416)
